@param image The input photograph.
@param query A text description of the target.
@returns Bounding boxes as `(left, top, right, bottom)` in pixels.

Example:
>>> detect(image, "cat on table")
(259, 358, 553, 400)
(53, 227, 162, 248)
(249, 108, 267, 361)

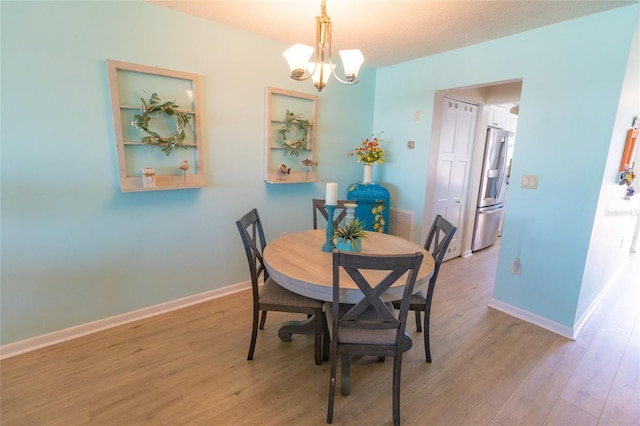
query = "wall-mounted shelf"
(106, 60, 204, 192)
(265, 87, 318, 184)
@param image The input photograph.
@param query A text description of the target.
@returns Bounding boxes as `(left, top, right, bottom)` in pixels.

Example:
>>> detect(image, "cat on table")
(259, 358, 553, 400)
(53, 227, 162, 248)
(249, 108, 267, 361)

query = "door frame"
(423, 80, 523, 259)
(422, 91, 486, 258)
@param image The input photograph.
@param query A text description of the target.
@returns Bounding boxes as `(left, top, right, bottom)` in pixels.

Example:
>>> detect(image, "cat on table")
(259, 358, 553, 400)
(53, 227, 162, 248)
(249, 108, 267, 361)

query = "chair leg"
(314, 310, 323, 365)
(424, 309, 431, 363)
(327, 344, 338, 423)
(322, 313, 330, 362)
(259, 310, 268, 329)
(248, 307, 259, 360)
(392, 353, 403, 426)
(341, 354, 351, 396)
(415, 310, 422, 332)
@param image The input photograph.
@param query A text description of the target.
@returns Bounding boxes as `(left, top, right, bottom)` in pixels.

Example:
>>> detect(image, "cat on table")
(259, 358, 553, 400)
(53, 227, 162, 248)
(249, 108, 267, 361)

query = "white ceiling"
(146, 0, 636, 68)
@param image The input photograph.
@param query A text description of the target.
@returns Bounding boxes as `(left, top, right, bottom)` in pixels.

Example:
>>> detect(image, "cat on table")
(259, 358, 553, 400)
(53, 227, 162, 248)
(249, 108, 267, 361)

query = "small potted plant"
(334, 218, 368, 252)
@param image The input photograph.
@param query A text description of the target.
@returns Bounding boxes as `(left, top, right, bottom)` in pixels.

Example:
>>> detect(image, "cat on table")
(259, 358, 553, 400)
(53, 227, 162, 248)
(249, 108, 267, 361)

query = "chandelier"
(283, 0, 364, 92)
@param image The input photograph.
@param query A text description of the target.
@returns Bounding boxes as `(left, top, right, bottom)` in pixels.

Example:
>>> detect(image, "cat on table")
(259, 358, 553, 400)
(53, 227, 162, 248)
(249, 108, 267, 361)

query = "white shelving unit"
(107, 60, 205, 192)
(265, 87, 318, 184)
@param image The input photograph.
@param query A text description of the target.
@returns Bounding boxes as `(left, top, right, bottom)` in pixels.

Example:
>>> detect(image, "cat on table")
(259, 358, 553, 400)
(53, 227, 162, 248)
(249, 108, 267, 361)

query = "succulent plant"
(333, 218, 368, 242)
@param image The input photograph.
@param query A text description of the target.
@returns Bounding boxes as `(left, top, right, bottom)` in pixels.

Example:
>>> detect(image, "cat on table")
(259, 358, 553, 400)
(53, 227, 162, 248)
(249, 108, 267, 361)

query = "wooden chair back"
(312, 199, 350, 229)
(424, 214, 457, 292)
(235, 208, 268, 301)
(327, 250, 423, 424)
(236, 208, 327, 364)
(331, 251, 424, 350)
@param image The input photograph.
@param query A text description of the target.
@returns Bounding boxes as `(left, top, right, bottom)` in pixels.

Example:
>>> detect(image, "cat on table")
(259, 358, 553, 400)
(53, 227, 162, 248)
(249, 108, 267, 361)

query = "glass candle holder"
(142, 167, 156, 188)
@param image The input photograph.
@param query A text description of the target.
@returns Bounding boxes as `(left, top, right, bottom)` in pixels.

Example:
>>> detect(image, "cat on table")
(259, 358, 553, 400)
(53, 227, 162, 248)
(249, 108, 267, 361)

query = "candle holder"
(322, 204, 336, 252)
(344, 203, 357, 226)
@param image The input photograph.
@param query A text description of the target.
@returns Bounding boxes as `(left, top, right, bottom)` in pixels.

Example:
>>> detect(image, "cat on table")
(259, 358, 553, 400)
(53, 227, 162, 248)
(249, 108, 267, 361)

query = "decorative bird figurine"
(179, 160, 189, 183)
(302, 158, 317, 168)
(302, 158, 317, 180)
(278, 164, 291, 175)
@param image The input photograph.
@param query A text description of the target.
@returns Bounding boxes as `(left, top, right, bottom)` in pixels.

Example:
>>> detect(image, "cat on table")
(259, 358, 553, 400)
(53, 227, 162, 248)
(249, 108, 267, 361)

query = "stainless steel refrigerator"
(472, 127, 509, 251)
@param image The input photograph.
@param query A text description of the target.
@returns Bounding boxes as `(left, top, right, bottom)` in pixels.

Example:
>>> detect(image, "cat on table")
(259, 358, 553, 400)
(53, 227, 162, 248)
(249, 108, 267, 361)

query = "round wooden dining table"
(263, 229, 435, 354)
(263, 229, 435, 304)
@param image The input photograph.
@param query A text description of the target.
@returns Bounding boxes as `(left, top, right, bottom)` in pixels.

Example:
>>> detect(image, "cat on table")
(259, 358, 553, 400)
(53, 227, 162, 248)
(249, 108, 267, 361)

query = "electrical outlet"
(414, 110, 421, 121)
(512, 257, 521, 275)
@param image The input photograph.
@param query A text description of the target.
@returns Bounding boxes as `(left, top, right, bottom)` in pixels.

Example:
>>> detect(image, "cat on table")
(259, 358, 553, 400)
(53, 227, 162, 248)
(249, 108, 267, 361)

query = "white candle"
(325, 182, 338, 205)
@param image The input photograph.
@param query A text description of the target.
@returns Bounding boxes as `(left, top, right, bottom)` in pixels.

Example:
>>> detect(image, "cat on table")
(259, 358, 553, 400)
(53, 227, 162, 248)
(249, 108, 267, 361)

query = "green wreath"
(277, 110, 313, 157)
(131, 92, 193, 156)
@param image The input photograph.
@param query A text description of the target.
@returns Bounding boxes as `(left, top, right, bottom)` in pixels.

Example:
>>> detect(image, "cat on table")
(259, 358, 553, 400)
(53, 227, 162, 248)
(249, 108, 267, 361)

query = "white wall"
(577, 13, 640, 328)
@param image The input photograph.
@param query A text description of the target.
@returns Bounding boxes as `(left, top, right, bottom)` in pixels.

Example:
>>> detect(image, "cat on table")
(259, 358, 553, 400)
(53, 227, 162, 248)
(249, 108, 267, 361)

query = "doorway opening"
(422, 79, 523, 262)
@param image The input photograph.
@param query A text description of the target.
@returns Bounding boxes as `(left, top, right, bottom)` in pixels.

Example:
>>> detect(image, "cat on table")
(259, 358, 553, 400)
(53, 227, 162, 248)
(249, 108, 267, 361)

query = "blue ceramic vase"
(335, 238, 362, 252)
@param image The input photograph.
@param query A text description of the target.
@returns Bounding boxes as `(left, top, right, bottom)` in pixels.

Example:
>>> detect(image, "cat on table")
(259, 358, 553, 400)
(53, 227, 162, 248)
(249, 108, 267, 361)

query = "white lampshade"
(338, 49, 364, 81)
(308, 62, 335, 91)
(283, 43, 315, 78)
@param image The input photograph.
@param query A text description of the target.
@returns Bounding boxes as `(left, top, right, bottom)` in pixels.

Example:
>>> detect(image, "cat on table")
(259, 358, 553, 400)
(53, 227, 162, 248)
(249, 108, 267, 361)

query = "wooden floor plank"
(403, 355, 485, 424)
(560, 328, 628, 417)
(491, 336, 586, 425)
(467, 323, 559, 410)
(1, 244, 637, 425)
(544, 398, 599, 426)
(598, 345, 640, 425)
(432, 390, 498, 426)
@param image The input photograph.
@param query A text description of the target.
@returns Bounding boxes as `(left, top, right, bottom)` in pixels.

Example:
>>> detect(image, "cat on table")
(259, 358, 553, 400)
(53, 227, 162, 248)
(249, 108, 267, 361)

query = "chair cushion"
(392, 290, 426, 309)
(408, 290, 427, 306)
(260, 278, 324, 308)
(325, 301, 401, 345)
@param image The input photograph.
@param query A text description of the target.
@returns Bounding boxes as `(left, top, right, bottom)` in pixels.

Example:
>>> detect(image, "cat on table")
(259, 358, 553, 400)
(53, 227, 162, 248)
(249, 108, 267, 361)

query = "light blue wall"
(2, 1, 638, 345)
(373, 5, 639, 328)
(0, 0, 375, 344)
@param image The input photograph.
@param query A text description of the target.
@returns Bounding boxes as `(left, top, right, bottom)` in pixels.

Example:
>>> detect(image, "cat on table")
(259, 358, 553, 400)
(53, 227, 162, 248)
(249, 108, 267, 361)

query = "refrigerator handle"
(494, 136, 508, 201)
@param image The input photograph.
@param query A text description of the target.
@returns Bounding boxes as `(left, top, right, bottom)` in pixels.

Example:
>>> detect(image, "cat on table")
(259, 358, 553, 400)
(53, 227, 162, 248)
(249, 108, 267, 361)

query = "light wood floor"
(2, 243, 639, 425)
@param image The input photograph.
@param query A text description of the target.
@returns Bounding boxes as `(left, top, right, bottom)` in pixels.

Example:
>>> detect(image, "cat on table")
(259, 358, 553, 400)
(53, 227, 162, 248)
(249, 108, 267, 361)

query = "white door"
(432, 97, 477, 261)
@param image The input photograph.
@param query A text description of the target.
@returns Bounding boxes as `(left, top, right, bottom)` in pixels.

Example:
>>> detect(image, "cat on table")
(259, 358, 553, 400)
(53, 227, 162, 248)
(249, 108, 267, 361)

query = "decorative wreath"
(131, 92, 193, 156)
(277, 110, 313, 157)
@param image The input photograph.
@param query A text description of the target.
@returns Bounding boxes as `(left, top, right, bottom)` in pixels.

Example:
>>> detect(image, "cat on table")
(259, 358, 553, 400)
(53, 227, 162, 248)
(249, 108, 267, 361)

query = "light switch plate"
(521, 175, 539, 189)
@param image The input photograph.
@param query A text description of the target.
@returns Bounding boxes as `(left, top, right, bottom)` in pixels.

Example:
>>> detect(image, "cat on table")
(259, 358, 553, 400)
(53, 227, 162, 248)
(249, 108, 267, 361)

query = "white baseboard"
(487, 258, 629, 340)
(487, 299, 576, 340)
(0, 281, 251, 360)
(571, 259, 627, 339)
(461, 250, 473, 259)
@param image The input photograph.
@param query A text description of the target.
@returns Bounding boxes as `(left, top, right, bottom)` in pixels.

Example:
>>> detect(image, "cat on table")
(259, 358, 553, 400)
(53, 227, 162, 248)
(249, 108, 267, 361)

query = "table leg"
(402, 334, 413, 352)
(278, 314, 325, 365)
(277, 315, 317, 342)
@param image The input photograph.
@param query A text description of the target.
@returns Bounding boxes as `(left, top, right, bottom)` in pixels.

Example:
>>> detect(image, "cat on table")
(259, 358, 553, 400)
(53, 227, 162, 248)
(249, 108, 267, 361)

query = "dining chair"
(312, 199, 350, 229)
(326, 250, 424, 426)
(236, 208, 326, 365)
(392, 214, 456, 362)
